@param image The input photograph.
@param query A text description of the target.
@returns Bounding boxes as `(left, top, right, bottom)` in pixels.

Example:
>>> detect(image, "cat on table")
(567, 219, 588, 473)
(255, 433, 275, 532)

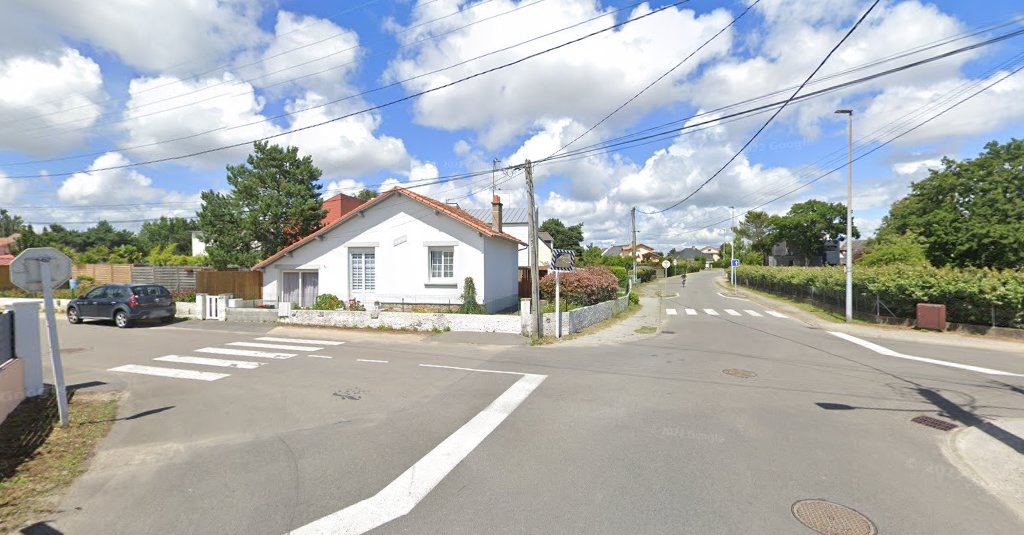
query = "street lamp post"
(835, 109, 853, 322)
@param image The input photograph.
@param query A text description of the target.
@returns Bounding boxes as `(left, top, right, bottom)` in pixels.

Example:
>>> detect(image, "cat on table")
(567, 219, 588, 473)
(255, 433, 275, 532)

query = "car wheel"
(114, 310, 130, 329)
(67, 307, 82, 324)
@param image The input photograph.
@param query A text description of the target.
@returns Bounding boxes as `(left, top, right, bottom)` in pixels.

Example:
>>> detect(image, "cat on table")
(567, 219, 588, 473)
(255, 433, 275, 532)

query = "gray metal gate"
(0, 310, 13, 360)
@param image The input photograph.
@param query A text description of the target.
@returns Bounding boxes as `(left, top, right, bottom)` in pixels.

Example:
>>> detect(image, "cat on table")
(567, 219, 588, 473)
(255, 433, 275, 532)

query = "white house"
(463, 207, 553, 268)
(253, 187, 524, 313)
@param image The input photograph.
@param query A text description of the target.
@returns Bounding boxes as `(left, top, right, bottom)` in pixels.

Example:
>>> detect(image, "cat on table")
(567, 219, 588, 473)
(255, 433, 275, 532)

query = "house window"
(281, 271, 319, 307)
(350, 251, 375, 291)
(429, 247, 454, 280)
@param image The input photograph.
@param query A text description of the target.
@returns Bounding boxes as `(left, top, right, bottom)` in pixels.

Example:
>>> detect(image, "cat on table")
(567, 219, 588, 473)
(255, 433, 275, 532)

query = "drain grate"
(722, 368, 756, 379)
(911, 415, 957, 431)
(792, 499, 877, 535)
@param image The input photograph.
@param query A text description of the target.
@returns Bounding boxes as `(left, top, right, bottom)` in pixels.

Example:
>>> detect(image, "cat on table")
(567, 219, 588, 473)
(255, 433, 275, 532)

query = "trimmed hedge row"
(540, 267, 619, 306)
(735, 265, 1024, 328)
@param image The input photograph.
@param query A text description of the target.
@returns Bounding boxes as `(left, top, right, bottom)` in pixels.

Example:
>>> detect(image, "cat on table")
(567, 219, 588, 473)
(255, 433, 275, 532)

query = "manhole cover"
(911, 415, 957, 431)
(792, 500, 877, 535)
(722, 368, 756, 378)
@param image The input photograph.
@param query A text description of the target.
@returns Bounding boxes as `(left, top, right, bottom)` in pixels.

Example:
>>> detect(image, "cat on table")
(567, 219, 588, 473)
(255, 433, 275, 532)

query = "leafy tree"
(77, 245, 111, 264)
(0, 208, 25, 237)
(878, 139, 1024, 269)
(774, 199, 859, 259)
(858, 232, 930, 267)
(109, 244, 143, 264)
(197, 141, 326, 269)
(539, 218, 584, 257)
(580, 243, 604, 266)
(137, 217, 196, 254)
(80, 221, 135, 250)
(356, 188, 378, 202)
(732, 210, 776, 257)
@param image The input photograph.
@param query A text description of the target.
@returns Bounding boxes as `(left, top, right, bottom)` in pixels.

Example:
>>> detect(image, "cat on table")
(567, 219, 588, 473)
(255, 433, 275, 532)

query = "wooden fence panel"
(131, 266, 197, 292)
(196, 271, 262, 300)
(517, 267, 548, 299)
(72, 264, 132, 285)
(0, 265, 12, 290)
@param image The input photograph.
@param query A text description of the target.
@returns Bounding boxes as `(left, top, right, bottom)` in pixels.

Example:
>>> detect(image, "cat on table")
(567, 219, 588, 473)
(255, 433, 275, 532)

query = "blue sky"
(1, 0, 1022, 251)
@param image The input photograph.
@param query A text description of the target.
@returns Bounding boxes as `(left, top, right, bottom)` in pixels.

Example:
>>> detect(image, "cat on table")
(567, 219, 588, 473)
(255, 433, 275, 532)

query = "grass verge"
(0, 391, 119, 532)
(532, 302, 642, 345)
(715, 277, 870, 325)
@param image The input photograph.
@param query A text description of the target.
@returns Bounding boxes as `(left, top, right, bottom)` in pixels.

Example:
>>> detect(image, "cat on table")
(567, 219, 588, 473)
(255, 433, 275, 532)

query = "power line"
(641, 0, 881, 214)
(3, 0, 687, 176)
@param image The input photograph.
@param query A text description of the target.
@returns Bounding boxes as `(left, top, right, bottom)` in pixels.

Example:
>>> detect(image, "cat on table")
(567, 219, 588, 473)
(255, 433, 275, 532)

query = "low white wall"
(524, 295, 631, 337)
(281, 309, 521, 333)
(176, 302, 198, 318)
(0, 358, 25, 425)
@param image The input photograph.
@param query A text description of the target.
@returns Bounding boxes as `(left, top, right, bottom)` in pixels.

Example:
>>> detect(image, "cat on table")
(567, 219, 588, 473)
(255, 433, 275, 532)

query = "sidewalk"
(556, 281, 664, 347)
(715, 276, 1024, 355)
(945, 417, 1024, 522)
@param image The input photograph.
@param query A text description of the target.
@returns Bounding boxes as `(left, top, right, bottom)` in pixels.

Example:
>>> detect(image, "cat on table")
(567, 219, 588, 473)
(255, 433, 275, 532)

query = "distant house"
(253, 188, 524, 313)
(668, 247, 704, 263)
(698, 246, 721, 262)
(463, 204, 553, 268)
(839, 239, 868, 263)
(603, 243, 655, 260)
(768, 241, 823, 267)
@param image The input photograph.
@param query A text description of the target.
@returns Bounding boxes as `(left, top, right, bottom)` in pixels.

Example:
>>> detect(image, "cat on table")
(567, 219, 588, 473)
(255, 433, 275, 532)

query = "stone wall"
(525, 295, 631, 337)
(281, 309, 521, 333)
(224, 308, 279, 323)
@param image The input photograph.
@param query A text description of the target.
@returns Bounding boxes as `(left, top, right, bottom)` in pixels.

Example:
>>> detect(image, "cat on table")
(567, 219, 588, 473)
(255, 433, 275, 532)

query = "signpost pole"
(555, 270, 561, 338)
(39, 260, 70, 428)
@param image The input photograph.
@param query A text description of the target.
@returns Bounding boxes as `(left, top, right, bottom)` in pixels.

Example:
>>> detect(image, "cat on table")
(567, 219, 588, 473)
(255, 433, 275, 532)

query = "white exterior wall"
(483, 237, 520, 312)
(504, 224, 552, 268)
(191, 231, 206, 256)
(260, 194, 518, 312)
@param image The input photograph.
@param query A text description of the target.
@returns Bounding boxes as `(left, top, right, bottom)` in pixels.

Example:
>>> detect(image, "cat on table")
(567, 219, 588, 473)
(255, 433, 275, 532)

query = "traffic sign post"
(551, 249, 575, 338)
(730, 259, 740, 287)
(660, 260, 671, 330)
(10, 248, 73, 427)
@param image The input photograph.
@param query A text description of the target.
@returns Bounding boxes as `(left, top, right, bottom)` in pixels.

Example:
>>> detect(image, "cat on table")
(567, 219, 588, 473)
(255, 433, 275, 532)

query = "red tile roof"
(252, 187, 525, 270)
(0, 255, 13, 266)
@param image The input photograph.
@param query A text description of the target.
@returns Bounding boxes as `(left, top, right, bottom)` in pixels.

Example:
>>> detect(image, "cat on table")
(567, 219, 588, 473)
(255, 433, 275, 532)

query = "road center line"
(828, 331, 1022, 377)
(288, 368, 546, 535)
(356, 359, 388, 363)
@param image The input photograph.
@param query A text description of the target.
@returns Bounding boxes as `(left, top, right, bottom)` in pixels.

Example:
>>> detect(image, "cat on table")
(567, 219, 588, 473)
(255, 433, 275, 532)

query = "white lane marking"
(288, 369, 546, 535)
(357, 359, 388, 363)
(666, 308, 678, 316)
(744, 310, 763, 317)
(704, 309, 719, 316)
(717, 292, 749, 300)
(229, 341, 323, 351)
(724, 309, 741, 316)
(257, 337, 345, 346)
(418, 364, 527, 376)
(685, 308, 698, 316)
(154, 355, 264, 369)
(196, 347, 294, 359)
(828, 331, 1023, 377)
(765, 310, 788, 318)
(307, 355, 334, 359)
(109, 364, 229, 381)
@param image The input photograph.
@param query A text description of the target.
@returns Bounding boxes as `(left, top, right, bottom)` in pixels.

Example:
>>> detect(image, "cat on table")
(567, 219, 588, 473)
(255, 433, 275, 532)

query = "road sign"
(551, 249, 575, 272)
(8, 248, 71, 427)
(661, 260, 671, 269)
(10, 247, 73, 292)
(731, 259, 740, 267)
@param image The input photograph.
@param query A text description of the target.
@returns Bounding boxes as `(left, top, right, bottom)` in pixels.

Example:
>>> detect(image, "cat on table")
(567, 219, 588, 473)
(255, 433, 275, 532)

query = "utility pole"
(730, 206, 736, 287)
(526, 160, 542, 339)
(835, 108, 854, 322)
(492, 158, 500, 197)
(630, 207, 637, 287)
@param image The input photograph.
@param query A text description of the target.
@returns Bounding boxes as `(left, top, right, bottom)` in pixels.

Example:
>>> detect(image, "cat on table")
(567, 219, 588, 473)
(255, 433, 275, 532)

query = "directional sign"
(551, 249, 575, 272)
(10, 247, 73, 292)
(731, 259, 741, 267)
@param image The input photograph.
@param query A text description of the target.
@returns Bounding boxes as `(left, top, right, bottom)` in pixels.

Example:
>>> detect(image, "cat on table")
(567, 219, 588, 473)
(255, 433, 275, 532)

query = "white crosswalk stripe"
(685, 308, 698, 315)
(765, 310, 788, 318)
(724, 309, 741, 316)
(154, 355, 264, 369)
(256, 337, 345, 346)
(744, 310, 763, 317)
(229, 341, 323, 351)
(109, 364, 230, 381)
(703, 309, 719, 316)
(196, 347, 295, 359)
(666, 308, 678, 316)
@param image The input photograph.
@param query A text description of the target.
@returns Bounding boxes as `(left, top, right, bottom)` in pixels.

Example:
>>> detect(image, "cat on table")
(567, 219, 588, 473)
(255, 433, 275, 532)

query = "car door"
(78, 286, 107, 318)
(96, 286, 126, 319)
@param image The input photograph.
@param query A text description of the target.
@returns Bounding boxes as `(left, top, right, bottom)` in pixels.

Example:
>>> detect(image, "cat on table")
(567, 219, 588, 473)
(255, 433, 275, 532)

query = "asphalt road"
(25, 271, 1024, 534)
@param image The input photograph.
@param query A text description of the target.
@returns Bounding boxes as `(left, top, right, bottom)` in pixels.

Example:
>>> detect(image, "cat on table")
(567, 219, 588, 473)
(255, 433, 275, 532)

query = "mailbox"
(916, 303, 946, 331)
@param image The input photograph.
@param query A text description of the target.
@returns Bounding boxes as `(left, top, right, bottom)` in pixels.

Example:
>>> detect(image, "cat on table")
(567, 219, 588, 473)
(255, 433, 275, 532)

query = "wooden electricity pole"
(526, 160, 542, 340)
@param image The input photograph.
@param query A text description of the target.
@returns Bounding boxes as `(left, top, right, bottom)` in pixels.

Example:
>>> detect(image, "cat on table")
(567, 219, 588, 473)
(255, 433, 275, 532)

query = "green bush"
(540, 267, 619, 306)
(312, 293, 343, 310)
(858, 233, 930, 267)
(608, 266, 629, 287)
(629, 291, 639, 305)
(458, 277, 486, 314)
(735, 265, 1024, 328)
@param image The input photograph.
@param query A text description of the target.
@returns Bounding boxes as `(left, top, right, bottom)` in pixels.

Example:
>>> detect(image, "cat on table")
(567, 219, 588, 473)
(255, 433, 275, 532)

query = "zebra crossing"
(108, 336, 344, 382)
(664, 308, 789, 319)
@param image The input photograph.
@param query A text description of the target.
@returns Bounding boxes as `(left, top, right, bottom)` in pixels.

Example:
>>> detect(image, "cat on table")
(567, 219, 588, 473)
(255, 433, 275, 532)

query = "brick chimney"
(491, 195, 503, 233)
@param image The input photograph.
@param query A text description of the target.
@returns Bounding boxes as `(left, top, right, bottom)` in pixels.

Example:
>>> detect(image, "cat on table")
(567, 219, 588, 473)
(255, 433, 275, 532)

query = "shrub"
(636, 266, 656, 283)
(608, 266, 629, 287)
(312, 293, 343, 310)
(539, 267, 619, 306)
(858, 233, 930, 267)
(171, 290, 196, 303)
(629, 291, 639, 305)
(458, 277, 486, 314)
(348, 299, 366, 311)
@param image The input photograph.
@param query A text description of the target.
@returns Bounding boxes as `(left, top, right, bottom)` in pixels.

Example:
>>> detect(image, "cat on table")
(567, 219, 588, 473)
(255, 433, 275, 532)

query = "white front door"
(349, 250, 376, 306)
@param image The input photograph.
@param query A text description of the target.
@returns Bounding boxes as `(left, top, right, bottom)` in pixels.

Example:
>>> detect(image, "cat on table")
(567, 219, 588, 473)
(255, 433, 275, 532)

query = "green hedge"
(735, 265, 1024, 328)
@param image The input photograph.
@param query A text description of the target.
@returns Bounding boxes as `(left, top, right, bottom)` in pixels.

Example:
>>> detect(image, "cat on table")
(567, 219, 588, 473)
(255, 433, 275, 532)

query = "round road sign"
(661, 260, 671, 269)
(9, 247, 73, 292)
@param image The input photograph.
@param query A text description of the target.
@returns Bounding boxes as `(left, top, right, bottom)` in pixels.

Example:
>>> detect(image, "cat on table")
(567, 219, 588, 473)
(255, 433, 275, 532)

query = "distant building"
(768, 241, 823, 267)
(603, 243, 655, 260)
(839, 239, 868, 263)
(668, 247, 704, 262)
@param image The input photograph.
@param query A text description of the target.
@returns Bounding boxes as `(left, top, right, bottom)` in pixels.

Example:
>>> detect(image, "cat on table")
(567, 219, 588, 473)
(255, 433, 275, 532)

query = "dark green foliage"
(629, 291, 639, 305)
(197, 141, 326, 269)
(458, 277, 486, 314)
(608, 266, 629, 287)
(732, 210, 776, 257)
(137, 217, 196, 255)
(539, 218, 584, 257)
(0, 209, 24, 237)
(356, 188, 378, 202)
(773, 199, 859, 259)
(878, 139, 1024, 269)
(636, 266, 656, 283)
(858, 233, 930, 267)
